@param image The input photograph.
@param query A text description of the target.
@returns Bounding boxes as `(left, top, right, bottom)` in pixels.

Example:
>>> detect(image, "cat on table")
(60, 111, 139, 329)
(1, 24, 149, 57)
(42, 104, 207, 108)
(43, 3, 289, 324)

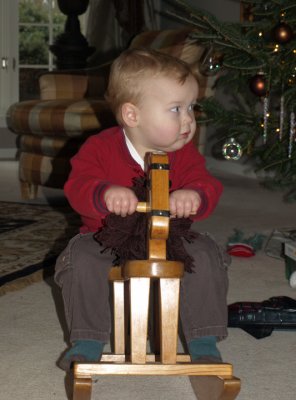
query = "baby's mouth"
(180, 132, 190, 138)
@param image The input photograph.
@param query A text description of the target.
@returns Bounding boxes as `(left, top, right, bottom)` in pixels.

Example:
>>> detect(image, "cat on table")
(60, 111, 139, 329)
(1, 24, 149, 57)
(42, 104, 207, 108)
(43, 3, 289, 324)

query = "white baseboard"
(0, 148, 17, 159)
(205, 156, 257, 179)
(0, 116, 7, 128)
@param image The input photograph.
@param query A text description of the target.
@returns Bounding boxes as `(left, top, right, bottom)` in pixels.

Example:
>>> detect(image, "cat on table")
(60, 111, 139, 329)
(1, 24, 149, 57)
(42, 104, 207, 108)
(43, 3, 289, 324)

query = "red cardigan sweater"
(64, 127, 223, 233)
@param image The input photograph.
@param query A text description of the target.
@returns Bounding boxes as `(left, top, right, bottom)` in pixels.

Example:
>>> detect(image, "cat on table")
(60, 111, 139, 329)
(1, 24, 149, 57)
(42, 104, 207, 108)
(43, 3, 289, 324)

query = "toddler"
(55, 48, 230, 371)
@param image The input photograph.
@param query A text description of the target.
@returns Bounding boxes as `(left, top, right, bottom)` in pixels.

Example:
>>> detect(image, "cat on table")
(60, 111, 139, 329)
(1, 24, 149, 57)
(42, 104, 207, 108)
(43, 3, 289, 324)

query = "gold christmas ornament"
(272, 22, 294, 44)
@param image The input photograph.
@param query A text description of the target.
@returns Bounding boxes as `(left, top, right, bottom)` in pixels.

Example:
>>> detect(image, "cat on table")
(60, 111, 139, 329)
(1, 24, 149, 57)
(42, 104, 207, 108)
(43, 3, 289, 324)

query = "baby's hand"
(169, 189, 201, 218)
(104, 185, 138, 217)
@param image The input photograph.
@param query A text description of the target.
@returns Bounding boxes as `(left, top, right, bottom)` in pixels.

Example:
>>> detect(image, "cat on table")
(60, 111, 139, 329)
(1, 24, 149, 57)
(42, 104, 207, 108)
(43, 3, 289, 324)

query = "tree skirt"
(0, 201, 80, 295)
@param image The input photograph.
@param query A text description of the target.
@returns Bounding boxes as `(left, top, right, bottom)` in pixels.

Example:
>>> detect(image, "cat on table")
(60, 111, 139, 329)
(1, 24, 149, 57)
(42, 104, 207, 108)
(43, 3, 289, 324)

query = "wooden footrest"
(74, 362, 234, 378)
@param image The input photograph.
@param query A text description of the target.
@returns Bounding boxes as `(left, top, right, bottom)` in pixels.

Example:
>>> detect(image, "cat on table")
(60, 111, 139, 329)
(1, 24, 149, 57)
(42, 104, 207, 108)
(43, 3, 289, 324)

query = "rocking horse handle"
(136, 153, 196, 218)
(136, 202, 150, 213)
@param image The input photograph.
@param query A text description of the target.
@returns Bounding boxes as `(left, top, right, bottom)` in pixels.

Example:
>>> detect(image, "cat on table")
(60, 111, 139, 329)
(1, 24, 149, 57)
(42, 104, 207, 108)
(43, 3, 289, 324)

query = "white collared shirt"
(123, 129, 144, 170)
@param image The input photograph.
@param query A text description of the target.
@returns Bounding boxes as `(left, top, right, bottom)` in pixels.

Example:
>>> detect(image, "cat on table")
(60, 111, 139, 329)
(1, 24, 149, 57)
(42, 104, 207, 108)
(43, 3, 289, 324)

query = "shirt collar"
(123, 129, 144, 170)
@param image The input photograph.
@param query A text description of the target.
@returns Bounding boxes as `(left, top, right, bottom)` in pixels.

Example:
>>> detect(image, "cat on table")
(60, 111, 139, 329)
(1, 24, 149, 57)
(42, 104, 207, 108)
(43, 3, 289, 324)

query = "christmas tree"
(168, 0, 296, 201)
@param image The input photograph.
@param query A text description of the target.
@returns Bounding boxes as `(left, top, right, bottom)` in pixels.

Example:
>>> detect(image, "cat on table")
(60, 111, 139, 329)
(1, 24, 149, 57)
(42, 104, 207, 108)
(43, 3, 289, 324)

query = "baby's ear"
(121, 102, 139, 127)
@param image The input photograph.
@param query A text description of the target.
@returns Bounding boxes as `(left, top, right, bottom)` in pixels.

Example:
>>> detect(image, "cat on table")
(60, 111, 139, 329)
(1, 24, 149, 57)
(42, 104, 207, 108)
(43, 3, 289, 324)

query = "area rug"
(0, 201, 80, 295)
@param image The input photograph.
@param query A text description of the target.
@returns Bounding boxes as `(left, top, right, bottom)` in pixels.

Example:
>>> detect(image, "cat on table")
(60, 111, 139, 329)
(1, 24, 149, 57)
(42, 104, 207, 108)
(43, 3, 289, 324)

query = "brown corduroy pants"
(54, 232, 230, 345)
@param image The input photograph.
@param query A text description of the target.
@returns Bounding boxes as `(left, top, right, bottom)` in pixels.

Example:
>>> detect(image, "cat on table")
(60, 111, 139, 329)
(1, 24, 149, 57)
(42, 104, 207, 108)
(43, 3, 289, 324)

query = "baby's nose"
(183, 110, 194, 123)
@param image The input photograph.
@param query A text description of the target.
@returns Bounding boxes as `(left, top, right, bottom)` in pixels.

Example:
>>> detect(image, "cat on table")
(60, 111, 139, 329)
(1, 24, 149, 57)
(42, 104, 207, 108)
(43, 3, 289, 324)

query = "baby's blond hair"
(105, 48, 196, 125)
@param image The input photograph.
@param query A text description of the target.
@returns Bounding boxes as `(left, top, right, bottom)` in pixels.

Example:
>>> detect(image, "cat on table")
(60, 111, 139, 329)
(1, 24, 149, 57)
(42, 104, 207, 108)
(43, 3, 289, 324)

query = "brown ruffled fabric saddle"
(94, 178, 199, 273)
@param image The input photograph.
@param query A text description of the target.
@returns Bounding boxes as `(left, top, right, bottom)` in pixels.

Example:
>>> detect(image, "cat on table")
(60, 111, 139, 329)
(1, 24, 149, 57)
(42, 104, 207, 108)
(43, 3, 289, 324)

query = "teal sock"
(67, 340, 104, 360)
(188, 336, 222, 362)
(59, 340, 104, 371)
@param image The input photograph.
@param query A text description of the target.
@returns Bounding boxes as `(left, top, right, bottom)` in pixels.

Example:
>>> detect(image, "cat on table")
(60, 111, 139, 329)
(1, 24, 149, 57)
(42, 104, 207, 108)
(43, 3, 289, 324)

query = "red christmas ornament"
(272, 22, 294, 44)
(249, 73, 267, 97)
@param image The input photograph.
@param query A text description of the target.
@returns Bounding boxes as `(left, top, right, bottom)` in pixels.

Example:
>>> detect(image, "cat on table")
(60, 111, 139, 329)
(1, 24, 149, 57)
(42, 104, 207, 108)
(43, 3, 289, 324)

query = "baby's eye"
(188, 103, 197, 111)
(171, 106, 180, 112)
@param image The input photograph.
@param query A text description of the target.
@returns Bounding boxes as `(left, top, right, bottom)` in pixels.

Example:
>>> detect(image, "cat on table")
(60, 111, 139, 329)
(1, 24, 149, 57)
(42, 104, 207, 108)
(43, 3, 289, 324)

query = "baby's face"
(130, 74, 198, 156)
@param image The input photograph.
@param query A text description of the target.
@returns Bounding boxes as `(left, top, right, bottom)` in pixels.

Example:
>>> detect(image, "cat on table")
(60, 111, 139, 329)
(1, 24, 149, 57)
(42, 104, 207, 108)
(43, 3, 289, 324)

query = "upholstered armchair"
(7, 29, 214, 199)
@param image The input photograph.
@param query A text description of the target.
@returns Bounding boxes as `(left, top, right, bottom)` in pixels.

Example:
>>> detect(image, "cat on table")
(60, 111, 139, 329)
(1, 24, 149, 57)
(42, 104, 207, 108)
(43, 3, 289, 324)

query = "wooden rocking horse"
(73, 152, 241, 400)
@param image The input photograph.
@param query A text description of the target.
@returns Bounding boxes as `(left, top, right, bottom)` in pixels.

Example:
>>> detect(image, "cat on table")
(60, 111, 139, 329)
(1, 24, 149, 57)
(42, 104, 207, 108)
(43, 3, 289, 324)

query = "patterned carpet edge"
(0, 201, 80, 296)
(0, 269, 45, 296)
(0, 255, 57, 296)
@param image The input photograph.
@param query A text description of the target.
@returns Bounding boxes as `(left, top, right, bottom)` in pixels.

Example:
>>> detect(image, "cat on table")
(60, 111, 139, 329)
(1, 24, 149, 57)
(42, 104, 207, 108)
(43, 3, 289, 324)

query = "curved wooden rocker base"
(189, 375, 241, 400)
(73, 361, 240, 400)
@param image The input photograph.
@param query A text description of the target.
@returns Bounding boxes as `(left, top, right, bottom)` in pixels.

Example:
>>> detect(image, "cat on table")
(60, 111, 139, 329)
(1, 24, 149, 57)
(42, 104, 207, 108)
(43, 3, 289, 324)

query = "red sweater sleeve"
(64, 135, 112, 222)
(169, 141, 223, 221)
(64, 127, 145, 232)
